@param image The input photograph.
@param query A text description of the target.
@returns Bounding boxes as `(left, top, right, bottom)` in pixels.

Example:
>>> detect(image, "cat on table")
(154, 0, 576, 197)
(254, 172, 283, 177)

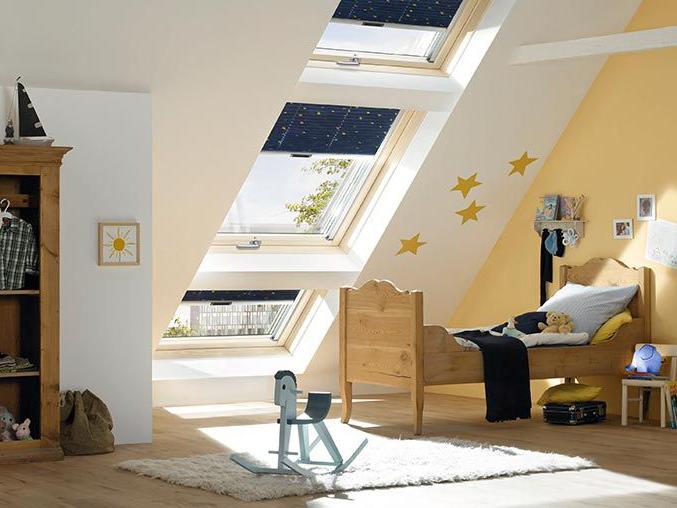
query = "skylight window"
(315, 0, 466, 65)
(219, 103, 400, 241)
(160, 290, 306, 349)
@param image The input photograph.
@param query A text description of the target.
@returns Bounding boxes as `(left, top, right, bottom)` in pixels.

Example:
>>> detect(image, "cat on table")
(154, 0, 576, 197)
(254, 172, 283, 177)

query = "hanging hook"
(0, 199, 10, 213)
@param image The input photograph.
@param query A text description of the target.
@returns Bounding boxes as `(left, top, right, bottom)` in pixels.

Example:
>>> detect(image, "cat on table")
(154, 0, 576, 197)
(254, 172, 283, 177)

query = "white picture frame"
(613, 219, 634, 240)
(637, 194, 656, 221)
(98, 222, 140, 266)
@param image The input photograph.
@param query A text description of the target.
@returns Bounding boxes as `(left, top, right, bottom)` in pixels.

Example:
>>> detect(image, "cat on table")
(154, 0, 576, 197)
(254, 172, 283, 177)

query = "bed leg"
(412, 384, 424, 435)
(341, 381, 353, 424)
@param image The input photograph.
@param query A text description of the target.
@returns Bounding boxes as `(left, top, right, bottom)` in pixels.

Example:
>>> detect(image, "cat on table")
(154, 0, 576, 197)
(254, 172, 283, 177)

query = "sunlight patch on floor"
(163, 402, 278, 419)
(163, 399, 384, 420)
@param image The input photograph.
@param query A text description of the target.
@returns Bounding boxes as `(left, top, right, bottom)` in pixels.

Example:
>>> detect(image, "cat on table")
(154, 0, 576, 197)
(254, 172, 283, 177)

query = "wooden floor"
(0, 393, 676, 507)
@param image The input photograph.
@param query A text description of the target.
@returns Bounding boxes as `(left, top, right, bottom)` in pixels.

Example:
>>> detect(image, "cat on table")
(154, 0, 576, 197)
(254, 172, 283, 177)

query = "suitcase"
(542, 401, 606, 425)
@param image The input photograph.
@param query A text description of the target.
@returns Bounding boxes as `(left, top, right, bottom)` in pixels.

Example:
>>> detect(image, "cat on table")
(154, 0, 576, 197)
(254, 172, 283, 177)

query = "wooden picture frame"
(98, 222, 140, 266)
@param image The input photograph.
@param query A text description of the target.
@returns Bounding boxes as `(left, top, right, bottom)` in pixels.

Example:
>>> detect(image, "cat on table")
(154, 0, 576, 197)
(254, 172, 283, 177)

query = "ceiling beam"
(512, 26, 677, 65)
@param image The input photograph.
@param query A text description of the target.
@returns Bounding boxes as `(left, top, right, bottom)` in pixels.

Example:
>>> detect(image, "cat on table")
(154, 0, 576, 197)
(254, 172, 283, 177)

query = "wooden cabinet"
(0, 145, 71, 463)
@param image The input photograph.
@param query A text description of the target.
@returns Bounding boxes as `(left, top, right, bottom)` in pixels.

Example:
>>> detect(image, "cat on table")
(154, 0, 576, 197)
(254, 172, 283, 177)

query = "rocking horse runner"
(231, 370, 367, 476)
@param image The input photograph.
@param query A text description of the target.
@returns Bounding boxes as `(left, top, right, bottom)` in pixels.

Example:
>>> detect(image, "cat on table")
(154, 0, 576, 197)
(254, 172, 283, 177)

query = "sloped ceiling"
(0, 0, 337, 342)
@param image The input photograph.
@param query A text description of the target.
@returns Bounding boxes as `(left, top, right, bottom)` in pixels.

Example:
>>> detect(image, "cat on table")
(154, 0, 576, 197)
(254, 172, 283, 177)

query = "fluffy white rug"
(117, 420, 594, 502)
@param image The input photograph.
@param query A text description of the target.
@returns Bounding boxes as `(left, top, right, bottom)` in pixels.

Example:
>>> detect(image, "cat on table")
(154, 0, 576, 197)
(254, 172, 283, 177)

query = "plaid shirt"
(0, 217, 39, 290)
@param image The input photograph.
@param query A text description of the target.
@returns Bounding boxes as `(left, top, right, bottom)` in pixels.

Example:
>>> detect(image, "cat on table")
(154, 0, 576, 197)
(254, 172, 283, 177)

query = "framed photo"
(613, 219, 633, 240)
(98, 222, 140, 266)
(535, 194, 559, 221)
(637, 194, 656, 221)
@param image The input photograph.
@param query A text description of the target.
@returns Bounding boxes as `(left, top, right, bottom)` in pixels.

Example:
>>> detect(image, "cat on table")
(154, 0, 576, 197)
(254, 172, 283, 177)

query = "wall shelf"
(534, 219, 586, 239)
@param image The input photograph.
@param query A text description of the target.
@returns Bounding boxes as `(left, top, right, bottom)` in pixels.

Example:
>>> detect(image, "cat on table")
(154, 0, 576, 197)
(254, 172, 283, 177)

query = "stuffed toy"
(12, 419, 32, 441)
(538, 311, 574, 334)
(0, 406, 15, 441)
(502, 317, 525, 339)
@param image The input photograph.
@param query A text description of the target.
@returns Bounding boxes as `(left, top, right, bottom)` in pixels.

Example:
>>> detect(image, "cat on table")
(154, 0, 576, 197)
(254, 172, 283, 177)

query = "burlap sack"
(60, 390, 114, 455)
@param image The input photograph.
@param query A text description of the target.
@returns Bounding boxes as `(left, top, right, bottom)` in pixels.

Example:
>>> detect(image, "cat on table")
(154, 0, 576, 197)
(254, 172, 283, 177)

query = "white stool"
(621, 343, 676, 428)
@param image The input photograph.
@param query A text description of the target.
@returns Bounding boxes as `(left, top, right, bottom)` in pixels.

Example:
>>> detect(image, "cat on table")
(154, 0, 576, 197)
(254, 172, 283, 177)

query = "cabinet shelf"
(0, 290, 40, 296)
(0, 370, 39, 379)
(0, 193, 38, 208)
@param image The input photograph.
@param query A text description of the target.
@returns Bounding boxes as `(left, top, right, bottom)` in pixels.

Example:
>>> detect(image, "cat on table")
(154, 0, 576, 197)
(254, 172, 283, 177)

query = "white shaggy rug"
(117, 420, 594, 502)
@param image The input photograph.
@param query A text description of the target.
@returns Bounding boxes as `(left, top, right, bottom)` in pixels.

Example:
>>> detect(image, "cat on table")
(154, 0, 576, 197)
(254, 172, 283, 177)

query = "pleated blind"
(333, 0, 464, 28)
(262, 103, 399, 155)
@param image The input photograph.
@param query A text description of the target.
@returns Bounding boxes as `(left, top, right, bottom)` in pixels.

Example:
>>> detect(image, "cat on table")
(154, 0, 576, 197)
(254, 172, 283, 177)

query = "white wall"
(24, 88, 153, 444)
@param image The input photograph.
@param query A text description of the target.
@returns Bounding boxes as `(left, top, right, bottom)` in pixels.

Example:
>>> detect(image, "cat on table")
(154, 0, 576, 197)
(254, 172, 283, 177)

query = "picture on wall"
(535, 194, 559, 221)
(637, 194, 656, 221)
(613, 219, 634, 240)
(98, 222, 140, 266)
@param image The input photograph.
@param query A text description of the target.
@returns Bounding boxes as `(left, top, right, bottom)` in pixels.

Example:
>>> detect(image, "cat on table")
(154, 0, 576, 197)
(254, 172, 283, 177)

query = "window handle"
(336, 56, 361, 67)
(236, 238, 262, 250)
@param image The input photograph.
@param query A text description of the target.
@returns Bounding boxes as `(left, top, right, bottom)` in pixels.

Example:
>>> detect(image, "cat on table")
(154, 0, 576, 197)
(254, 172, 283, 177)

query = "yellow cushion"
(590, 309, 633, 344)
(537, 383, 602, 406)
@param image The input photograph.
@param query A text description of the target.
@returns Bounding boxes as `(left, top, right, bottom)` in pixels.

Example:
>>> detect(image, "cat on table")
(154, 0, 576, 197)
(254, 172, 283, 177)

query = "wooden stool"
(621, 343, 676, 428)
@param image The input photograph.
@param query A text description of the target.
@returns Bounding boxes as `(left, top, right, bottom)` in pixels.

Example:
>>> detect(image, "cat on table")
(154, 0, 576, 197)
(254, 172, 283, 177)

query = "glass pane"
(163, 290, 300, 340)
(317, 21, 444, 59)
(220, 154, 373, 234)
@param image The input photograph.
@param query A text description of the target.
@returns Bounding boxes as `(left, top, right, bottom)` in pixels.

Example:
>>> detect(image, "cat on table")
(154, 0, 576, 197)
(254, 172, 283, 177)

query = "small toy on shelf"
(538, 312, 574, 334)
(12, 419, 32, 440)
(0, 406, 16, 441)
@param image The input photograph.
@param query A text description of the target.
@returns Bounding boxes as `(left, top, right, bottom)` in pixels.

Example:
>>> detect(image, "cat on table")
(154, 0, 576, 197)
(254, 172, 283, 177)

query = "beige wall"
(432, 0, 677, 416)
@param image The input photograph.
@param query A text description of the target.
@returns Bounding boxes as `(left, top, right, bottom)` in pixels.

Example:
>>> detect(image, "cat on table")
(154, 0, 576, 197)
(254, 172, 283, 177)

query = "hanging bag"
(60, 390, 114, 455)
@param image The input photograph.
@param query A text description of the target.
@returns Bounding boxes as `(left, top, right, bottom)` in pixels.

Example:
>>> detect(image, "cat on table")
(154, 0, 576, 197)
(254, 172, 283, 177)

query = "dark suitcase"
(542, 401, 606, 425)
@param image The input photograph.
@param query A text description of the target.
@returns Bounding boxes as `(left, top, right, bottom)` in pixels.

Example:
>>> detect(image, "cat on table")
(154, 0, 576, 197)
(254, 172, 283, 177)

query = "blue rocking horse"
(230, 370, 367, 476)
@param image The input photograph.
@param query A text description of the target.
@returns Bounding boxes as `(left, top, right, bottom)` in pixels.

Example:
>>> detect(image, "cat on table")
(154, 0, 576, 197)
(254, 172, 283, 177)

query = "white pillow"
(538, 283, 638, 337)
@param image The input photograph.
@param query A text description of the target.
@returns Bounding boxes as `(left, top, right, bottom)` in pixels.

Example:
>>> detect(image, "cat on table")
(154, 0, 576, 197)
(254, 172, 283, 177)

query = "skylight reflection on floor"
(164, 402, 278, 419)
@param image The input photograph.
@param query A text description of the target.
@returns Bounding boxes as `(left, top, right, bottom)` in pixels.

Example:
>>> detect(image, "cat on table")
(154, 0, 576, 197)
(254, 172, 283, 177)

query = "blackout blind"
(182, 290, 300, 303)
(333, 0, 463, 28)
(262, 103, 399, 156)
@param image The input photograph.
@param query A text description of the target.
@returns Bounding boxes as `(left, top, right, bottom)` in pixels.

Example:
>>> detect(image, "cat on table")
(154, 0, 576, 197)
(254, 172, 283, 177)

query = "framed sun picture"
(98, 222, 140, 266)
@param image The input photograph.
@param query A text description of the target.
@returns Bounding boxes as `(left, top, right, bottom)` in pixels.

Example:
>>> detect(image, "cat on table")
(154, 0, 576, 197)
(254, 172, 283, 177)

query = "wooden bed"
(339, 258, 652, 434)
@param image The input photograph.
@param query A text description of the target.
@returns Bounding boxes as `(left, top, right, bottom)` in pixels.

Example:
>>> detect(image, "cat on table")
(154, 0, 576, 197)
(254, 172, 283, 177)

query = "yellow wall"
(431, 0, 677, 415)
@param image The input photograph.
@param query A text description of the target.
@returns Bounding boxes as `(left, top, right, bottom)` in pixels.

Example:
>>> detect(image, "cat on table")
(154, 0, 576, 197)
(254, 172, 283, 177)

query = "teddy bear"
(538, 311, 574, 334)
(12, 419, 32, 441)
(0, 406, 15, 441)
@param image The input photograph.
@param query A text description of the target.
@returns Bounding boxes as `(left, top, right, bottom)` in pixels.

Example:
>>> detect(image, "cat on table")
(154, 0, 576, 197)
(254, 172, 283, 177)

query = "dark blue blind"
(183, 290, 300, 303)
(262, 103, 399, 155)
(333, 0, 463, 28)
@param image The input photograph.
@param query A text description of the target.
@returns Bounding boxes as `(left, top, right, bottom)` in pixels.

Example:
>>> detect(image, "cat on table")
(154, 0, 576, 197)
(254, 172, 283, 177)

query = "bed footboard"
(339, 281, 424, 434)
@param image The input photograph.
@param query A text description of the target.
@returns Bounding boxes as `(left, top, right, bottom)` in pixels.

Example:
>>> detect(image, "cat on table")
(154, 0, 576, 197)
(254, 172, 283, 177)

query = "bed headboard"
(560, 257, 652, 338)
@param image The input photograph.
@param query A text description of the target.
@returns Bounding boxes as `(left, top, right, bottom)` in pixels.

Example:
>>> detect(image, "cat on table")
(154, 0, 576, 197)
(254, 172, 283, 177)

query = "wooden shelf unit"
(0, 145, 71, 463)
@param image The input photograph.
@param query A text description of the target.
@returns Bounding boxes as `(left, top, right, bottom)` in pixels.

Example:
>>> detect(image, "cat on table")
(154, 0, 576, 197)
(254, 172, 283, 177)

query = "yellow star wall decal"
(455, 200, 486, 225)
(508, 151, 538, 176)
(450, 172, 482, 198)
(397, 233, 427, 255)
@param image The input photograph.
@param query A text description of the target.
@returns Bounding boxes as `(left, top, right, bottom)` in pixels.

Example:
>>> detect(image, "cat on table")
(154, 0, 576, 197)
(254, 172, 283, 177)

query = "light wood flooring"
(0, 393, 676, 507)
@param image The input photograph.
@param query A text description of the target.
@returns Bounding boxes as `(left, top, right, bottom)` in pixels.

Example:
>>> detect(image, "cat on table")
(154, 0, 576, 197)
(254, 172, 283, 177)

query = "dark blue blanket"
(455, 330, 532, 422)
